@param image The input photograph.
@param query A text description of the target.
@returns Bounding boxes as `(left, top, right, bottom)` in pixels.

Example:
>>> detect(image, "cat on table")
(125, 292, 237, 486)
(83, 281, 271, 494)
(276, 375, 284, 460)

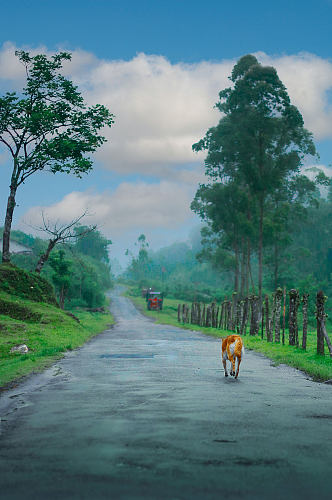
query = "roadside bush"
(0, 263, 57, 305)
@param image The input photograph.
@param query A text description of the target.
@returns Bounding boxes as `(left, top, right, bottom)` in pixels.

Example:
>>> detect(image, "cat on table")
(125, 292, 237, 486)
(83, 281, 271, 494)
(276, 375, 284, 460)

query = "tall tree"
(0, 50, 114, 263)
(191, 181, 255, 295)
(193, 54, 316, 297)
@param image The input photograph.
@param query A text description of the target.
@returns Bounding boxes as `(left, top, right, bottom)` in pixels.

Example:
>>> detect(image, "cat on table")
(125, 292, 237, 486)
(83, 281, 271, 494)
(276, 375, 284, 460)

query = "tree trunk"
(274, 243, 279, 291)
(2, 184, 17, 263)
(35, 239, 57, 273)
(240, 242, 246, 299)
(59, 285, 66, 309)
(246, 241, 250, 296)
(258, 197, 264, 300)
(227, 301, 232, 330)
(234, 245, 239, 293)
(231, 292, 237, 330)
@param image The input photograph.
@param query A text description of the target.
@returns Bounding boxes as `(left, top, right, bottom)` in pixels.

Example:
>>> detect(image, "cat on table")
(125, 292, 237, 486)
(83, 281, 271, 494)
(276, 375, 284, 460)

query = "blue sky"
(1, 0, 332, 265)
(2, 0, 332, 61)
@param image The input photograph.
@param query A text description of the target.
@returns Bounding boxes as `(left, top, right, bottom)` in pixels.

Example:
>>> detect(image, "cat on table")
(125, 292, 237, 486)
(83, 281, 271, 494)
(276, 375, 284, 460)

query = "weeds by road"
(0, 291, 113, 389)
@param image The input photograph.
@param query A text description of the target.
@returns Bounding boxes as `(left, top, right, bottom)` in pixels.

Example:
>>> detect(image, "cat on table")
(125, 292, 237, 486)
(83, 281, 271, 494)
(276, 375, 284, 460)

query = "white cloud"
(21, 181, 195, 237)
(258, 52, 332, 140)
(1, 43, 332, 181)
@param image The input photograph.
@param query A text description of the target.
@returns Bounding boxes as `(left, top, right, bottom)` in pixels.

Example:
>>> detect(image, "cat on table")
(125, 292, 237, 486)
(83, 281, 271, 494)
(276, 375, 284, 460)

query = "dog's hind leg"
(235, 356, 241, 379)
(222, 356, 228, 377)
(227, 346, 235, 376)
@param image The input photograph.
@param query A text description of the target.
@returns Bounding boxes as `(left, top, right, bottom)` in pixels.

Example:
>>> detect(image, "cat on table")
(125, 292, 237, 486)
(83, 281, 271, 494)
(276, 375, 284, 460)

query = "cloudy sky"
(1, 0, 332, 266)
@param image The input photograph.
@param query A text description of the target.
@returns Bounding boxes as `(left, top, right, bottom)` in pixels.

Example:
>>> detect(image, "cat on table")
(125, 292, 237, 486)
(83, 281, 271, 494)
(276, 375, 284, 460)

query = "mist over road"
(1, 286, 332, 499)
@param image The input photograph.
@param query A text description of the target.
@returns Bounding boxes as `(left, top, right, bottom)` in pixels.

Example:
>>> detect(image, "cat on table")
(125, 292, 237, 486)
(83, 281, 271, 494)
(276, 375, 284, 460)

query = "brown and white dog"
(221, 335, 244, 379)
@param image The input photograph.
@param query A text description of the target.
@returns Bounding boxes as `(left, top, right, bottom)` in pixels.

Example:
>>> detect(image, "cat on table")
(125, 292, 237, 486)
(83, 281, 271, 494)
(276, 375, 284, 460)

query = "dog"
(221, 334, 244, 379)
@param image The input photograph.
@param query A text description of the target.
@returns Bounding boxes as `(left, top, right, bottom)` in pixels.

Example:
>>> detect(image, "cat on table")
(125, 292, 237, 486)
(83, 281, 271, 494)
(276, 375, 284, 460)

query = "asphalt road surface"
(1, 287, 332, 500)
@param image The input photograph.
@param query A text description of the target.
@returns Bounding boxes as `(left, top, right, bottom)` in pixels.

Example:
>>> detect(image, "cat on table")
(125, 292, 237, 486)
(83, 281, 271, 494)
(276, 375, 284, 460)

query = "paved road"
(1, 287, 332, 500)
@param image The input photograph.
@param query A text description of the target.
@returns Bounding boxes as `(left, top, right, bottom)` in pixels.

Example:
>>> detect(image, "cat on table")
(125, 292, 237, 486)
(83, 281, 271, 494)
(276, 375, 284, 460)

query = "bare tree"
(33, 211, 96, 273)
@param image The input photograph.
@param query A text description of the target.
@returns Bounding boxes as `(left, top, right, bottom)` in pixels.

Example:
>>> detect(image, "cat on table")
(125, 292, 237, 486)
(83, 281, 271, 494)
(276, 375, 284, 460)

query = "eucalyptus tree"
(0, 50, 114, 263)
(193, 54, 316, 298)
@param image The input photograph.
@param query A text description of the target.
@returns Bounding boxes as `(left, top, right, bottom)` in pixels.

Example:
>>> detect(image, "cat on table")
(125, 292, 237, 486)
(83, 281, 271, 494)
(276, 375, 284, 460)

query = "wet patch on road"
(213, 439, 237, 443)
(307, 414, 332, 419)
(233, 457, 284, 467)
(99, 353, 154, 359)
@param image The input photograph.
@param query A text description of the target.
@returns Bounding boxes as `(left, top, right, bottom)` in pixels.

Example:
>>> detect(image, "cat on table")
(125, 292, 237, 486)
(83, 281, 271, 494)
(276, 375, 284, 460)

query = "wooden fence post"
(211, 302, 216, 328)
(249, 295, 259, 335)
(282, 287, 286, 345)
(197, 303, 201, 326)
(264, 295, 271, 341)
(274, 288, 283, 343)
(289, 289, 299, 346)
(219, 302, 224, 330)
(201, 305, 206, 327)
(205, 306, 211, 327)
(270, 292, 276, 341)
(178, 304, 181, 322)
(261, 305, 264, 339)
(236, 300, 241, 334)
(301, 293, 309, 350)
(315, 291, 332, 357)
(240, 297, 249, 335)
(316, 291, 326, 355)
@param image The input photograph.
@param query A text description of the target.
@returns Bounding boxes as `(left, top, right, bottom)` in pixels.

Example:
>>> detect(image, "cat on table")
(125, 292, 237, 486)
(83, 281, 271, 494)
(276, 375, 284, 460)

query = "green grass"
(0, 290, 114, 389)
(127, 291, 332, 382)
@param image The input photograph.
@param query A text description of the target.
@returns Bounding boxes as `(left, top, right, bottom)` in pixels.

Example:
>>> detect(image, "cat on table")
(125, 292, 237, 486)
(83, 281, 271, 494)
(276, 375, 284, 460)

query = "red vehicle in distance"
(146, 291, 163, 311)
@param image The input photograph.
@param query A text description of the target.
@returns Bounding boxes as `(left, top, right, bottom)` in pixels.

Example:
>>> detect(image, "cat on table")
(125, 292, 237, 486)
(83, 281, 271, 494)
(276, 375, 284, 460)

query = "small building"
(0, 239, 33, 255)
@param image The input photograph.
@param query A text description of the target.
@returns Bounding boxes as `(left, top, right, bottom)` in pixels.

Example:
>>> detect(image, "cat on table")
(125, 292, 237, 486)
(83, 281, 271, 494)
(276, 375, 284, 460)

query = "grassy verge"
(0, 291, 114, 389)
(127, 291, 332, 382)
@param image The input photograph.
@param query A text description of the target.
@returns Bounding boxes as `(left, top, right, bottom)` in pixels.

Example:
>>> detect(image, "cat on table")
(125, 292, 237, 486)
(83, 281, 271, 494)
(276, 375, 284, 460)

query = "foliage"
(0, 263, 57, 305)
(74, 226, 111, 263)
(192, 54, 318, 297)
(0, 226, 113, 308)
(49, 250, 71, 308)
